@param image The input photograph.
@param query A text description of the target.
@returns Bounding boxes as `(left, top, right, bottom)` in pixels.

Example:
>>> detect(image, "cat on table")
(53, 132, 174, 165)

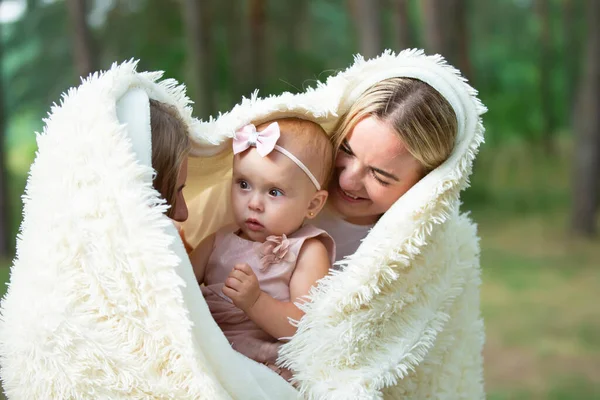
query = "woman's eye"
(371, 170, 390, 186)
(268, 188, 284, 197)
(340, 142, 352, 155)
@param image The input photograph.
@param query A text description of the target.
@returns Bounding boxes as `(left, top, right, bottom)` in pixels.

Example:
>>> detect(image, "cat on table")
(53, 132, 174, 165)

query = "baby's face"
(231, 148, 317, 242)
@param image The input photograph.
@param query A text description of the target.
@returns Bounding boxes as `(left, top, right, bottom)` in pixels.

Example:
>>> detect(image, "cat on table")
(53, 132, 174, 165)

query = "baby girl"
(190, 117, 335, 377)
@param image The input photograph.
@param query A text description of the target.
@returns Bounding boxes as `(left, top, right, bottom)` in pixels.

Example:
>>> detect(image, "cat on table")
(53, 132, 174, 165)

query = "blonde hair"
(332, 78, 457, 174)
(149, 99, 191, 218)
(256, 118, 334, 188)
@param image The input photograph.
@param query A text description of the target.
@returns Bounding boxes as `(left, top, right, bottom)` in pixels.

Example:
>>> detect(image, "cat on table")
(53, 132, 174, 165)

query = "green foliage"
(97, 0, 186, 83)
(0, 3, 596, 398)
(3, 0, 75, 117)
(463, 135, 573, 213)
(1, 0, 587, 142)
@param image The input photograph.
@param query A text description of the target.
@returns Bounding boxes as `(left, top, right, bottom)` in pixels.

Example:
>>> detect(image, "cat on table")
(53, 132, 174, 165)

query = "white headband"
(233, 122, 321, 190)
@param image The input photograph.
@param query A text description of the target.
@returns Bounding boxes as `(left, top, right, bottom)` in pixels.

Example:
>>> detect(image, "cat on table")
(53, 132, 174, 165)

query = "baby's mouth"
(245, 218, 264, 231)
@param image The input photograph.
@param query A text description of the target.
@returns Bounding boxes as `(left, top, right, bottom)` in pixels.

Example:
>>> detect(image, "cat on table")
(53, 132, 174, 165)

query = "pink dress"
(201, 224, 335, 377)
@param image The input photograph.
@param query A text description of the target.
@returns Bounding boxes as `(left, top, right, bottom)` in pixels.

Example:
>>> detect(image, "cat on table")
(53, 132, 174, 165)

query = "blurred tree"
(422, 0, 471, 79)
(454, 0, 470, 80)
(571, 0, 600, 237)
(422, 1, 450, 55)
(535, 0, 556, 153)
(249, 0, 266, 91)
(349, 0, 383, 59)
(4, 0, 74, 116)
(66, 0, 95, 79)
(561, 0, 585, 125)
(182, 0, 214, 116)
(392, 0, 413, 50)
(0, 0, 11, 257)
(562, 0, 575, 106)
(223, 0, 248, 98)
(288, 0, 311, 83)
(98, 0, 186, 93)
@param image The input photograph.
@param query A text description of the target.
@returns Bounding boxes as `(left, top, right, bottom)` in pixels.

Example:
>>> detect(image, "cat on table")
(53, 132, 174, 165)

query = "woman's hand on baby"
(223, 263, 262, 312)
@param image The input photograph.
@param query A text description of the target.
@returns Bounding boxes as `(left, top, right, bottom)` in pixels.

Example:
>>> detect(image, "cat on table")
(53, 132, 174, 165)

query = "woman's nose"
(338, 161, 364, 192)
(173, 199, 189, 222)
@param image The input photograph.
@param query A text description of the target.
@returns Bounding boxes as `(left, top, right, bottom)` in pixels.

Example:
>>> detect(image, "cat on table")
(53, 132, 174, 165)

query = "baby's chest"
(205, 245, 296, 301)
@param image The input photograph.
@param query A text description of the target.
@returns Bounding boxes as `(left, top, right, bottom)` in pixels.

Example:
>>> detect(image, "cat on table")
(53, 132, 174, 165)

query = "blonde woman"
(0, 51, 485, 399)
(182, 50, 486, 398)
(313, 77, 458, 261)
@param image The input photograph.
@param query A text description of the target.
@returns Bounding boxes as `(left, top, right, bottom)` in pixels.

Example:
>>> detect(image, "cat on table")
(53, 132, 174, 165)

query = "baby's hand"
(223, 263, 261, 313)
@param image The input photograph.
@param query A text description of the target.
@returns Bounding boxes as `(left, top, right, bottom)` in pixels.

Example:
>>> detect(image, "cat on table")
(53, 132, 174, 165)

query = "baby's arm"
(225, 238, 330, 339)
(189, 233, 216, 285)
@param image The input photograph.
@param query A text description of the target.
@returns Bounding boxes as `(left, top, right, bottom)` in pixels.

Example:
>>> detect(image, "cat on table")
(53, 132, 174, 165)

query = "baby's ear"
(306, 190, 329, 219)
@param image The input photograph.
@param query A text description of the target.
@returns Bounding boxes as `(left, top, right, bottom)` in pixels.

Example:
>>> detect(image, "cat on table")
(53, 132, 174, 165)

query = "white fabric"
(0, 49, 486, 400)
(273, 145, 321, 190)
(184, 49, 487, 399)
(116, 88, 152, 172)
(0, 61, 298, 400)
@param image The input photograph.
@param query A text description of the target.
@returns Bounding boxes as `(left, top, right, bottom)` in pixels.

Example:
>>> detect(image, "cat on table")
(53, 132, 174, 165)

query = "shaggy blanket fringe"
(277, 50, 487, 400)
(0, 49, 486, 400)
(185, 49, 487, 399)
(0, 61, 297, 400)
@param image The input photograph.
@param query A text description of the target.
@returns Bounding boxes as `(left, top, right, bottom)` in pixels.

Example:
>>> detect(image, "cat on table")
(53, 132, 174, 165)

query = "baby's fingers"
(228, 269, 248, 283)
(222, 285, 237, 298)
(224, 275, 243, 291)
(234, 263, 254, 276)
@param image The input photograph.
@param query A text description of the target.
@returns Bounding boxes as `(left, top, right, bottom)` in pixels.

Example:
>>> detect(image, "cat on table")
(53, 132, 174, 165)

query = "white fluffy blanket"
(184, 49, 487, 399)
(0, 50, 486, 399)
(0, 62, 297, 399)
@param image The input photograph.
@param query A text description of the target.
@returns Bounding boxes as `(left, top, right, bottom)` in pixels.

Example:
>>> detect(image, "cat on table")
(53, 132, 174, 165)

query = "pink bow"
(233, 123, 280, 157)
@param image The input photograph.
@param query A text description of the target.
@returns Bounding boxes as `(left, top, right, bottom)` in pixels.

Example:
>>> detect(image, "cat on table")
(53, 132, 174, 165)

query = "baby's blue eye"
(269, 188, 284, 197)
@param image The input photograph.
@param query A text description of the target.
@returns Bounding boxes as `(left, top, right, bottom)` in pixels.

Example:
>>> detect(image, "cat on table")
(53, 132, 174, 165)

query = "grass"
(0, 137, 599, 398)
(476, 210, 600, 399)
(470, 138, 600, 399)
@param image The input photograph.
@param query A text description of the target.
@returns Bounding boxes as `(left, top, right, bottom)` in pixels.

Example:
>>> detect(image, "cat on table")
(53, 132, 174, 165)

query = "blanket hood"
(0, 61, 298, 399)
(185, 49, 487, 399)
(0, 48, 487, 400)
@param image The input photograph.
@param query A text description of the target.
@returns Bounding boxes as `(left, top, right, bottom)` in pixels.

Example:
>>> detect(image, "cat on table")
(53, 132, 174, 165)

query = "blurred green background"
(0, 0, 599, 398)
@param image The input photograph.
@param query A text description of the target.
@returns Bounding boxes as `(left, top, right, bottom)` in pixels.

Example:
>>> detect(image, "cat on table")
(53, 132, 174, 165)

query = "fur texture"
(186, 49, 487, 399)
(277, 50, 487, 400)
(0, 61, 297, 399)
(0, 49, 486, 399)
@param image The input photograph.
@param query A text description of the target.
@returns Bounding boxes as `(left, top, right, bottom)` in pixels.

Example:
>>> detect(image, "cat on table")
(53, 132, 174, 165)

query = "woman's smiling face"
(327, 116, 424, 225)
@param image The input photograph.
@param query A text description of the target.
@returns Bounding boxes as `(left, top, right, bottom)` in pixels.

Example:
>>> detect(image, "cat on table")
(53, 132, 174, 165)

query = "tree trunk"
(288, 0, 311, 85)
(224, 0, 247, 100)
(66, 0, 95, 78)
(422, 0, 447, 56)
(393, 0, 412, 50)
(249, 0, 266, 91)
(454, 0, 471, 80)
(536, 0, 556, 153)
(571, 0, 600, 237)
(350, 0, 382, 59)
(182, 0, 213, 117)
(561, 0, 579, 108)
(422, 0, 471, 79)
(0, 5, 11, 257)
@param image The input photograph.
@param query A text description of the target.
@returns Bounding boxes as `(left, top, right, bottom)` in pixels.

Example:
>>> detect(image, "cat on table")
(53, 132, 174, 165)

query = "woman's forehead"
(347, 117, 412, 168)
